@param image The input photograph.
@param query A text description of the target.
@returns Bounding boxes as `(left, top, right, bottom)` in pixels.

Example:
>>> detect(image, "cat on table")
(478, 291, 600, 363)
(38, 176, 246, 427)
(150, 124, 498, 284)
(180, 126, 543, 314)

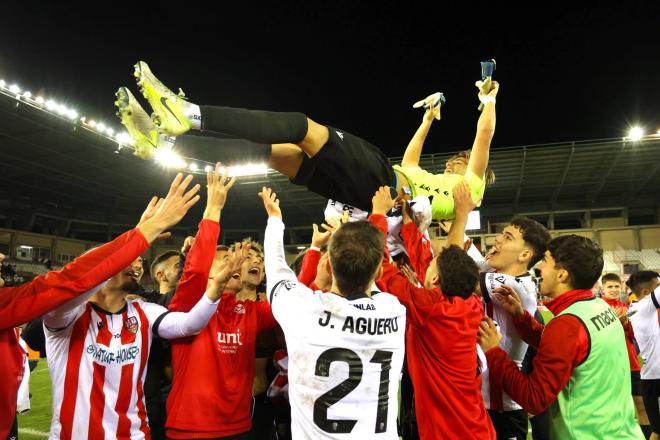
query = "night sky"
(2, 2, 659, 157)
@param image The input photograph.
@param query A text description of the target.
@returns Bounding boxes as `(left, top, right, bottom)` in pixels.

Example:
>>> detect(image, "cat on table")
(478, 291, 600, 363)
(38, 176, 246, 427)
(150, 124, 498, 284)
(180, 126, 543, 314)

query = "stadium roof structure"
(2, 87, 660, 243)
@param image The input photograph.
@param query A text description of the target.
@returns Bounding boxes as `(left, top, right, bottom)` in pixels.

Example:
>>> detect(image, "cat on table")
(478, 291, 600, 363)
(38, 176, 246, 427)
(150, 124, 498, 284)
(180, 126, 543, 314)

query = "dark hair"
(448, 150, 496, 185)
(437, 245, 479, 299)
(509, 216, 551, 269)
(626, 271, 660, 294)
(150, 250, 183, 280)
(328, 221, 383, 295)
(547, 235, 604, 290)
(216, 245, 229, 252)
(601, 273, 622, 284)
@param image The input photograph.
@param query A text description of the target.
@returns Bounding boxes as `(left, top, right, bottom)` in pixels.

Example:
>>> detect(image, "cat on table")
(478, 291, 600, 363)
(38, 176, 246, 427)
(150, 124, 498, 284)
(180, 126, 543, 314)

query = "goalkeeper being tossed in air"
(116, 60, 498, 221)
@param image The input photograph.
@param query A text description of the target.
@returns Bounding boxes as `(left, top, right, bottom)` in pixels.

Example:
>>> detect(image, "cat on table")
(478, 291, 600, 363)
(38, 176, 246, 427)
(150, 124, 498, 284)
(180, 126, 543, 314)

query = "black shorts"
(291, 126, 397, 211)
(632, 370, 643, 396)
(487, 409, 528, 440)
(643, 378, 660, 433)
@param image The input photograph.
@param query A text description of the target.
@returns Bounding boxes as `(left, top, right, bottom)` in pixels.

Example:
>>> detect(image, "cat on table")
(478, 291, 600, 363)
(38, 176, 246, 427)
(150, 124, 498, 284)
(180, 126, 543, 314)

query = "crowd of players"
(1, 62, 660, 440)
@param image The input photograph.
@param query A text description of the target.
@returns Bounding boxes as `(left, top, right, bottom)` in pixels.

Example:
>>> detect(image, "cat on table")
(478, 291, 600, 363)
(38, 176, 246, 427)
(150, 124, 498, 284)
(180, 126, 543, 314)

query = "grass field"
(17, 360, 52, 439)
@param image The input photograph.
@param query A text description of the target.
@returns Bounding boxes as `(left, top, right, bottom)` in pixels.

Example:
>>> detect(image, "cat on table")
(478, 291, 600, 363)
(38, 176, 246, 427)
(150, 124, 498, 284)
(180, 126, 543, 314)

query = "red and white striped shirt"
(45, 292, 219, 440)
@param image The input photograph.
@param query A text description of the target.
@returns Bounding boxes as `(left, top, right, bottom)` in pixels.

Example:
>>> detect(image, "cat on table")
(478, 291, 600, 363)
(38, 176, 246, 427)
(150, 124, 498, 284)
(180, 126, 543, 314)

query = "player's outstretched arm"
(401, 96, 441, 168)
(444, 183, 476, 248)
(259, 187, 299, 303)
(0, 173, 201, 330)
(468, 81, 499, 180)
(170, 163, 233, 312)
(156, 244, 250, 339)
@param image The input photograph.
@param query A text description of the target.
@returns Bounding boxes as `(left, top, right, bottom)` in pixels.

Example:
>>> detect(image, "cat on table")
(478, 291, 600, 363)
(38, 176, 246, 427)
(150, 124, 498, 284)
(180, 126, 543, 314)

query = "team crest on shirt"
(234, 303, 246, 315)
(124, 316, 139, 334)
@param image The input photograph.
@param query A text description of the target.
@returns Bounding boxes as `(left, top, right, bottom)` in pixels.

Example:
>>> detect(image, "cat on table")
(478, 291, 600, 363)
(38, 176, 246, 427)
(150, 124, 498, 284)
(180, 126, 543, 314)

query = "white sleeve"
(264, 216, 316, 322)
(481, 272, 537, 314)
(265, 216, 301, 302)
(632, 284, 660, 318)
(143, 293, 220, 340)
(43, 282, 106, 331)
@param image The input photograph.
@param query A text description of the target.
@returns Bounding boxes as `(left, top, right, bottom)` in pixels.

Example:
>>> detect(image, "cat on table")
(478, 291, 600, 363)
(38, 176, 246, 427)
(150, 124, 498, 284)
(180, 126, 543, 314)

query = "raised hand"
(452, 182, 477, 219)
(137, 173, 201, 243)
(207, 243, 251, 300)
(180, 236, 195, 255)
(204, 162, 236, 222)
(311, 223, 332, 248)
(492, 285, 525, 317)
(258, 187, 282, 219)
(371, 186, 395, 216)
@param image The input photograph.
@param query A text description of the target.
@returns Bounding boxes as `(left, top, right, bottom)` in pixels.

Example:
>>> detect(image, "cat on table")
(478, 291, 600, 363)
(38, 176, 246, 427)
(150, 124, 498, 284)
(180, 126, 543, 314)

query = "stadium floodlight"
(0, 80, 5, 88)
(628, 126, 644, 141)
(155, 148, 186, 169)
(106, 127, 114, 136)
(35, 96, 45, 104)
(46, 100, 57, 110)
(22, 91, 32, 99)
(226, 163, 268, 177)
(9, 84, 20, 94)
(96, 122, 106, 132)
(204, 165, 213, 172)
(189, 162, 199, 172)
(115, 132, 133, 145)
(88, 120, 97, 127)
(56, 104, 68, 116)
(67, 109, 78, 120)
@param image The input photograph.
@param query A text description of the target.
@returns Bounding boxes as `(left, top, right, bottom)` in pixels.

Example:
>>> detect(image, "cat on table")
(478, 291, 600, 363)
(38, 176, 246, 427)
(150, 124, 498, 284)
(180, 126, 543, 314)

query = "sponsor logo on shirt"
(124, 316, 139, 334)
(590, 308, 619, 331)
(217, 330, 243, 354)
(86, 344, 140, 365)
(233, 303, 246, 315)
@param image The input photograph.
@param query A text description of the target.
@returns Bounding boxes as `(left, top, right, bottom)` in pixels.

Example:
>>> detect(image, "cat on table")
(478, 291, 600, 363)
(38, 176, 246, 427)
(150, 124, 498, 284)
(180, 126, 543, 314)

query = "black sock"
(174, 135, 272, 164)
(200, 105, 308, 144)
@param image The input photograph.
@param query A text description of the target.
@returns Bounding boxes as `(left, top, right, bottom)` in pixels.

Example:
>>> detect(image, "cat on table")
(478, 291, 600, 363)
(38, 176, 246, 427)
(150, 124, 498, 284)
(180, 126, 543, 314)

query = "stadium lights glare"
(0, 72, 272, 175)
(226, 163, 268, 177)
(628, 126, 644, 141)
(155, 148, 186, 169)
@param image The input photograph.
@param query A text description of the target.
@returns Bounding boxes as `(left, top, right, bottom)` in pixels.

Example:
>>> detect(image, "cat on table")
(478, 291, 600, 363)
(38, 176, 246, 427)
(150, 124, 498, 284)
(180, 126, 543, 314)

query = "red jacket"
(0, 227, 149, 438)
(399, 221, 433, 284)
(484, 289, 593, 414)
(603, 297, 640, 372)
(371, 214, 495, 440)
(166, 219, 277, 438)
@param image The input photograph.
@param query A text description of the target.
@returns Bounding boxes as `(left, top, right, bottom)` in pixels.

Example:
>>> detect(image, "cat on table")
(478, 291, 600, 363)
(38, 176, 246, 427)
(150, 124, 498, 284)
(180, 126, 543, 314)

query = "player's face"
(603, 281, 622, 300)
(131, 257, 144, 282)
(241, 249, 265, 288)
(159, 255, 181, 289)
(444, 157, 468, 175)
(486, 225, 529, 271)
(537, 251, 561, 297)
(113, 257, 142, 292)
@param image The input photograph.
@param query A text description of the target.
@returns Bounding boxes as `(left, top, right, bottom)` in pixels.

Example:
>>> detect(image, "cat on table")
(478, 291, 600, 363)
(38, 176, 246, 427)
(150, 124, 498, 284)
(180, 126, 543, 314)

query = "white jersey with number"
(629, 284, 660, 380)
(265, 217, 406, 440)
(479, 271, 538, 411)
